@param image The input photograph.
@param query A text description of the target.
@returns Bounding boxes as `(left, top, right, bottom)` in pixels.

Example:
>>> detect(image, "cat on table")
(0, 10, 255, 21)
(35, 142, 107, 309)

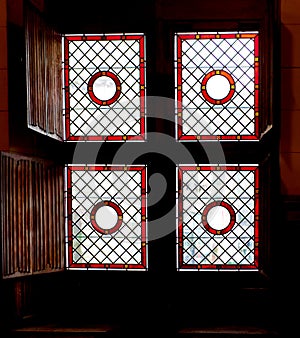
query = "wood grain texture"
(1, 152, 64, 278)
(25, 6, 63, 140)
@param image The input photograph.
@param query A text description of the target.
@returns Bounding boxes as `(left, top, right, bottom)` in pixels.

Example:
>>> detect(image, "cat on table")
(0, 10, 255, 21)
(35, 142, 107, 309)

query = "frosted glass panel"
(63, 34, 146, 141)
(177, 165, 259, 271)
(66, 165, 147, 270)
(175, 32, 259, 141)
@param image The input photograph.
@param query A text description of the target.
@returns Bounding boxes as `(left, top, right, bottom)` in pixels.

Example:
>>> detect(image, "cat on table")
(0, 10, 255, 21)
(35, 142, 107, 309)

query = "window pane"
(66, 165, 147, 270)
(63, 34, 146, 141)
(177, 165, 259, 271)
(175, 32, 259, 141)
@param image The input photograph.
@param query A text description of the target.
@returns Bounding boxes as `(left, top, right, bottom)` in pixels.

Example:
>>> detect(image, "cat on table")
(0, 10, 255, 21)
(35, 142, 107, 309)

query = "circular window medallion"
(90, 201, 123, 234)
(202, 200, 235, 235)
(88, 71, 121, 105)
(201, 70, 235, 105)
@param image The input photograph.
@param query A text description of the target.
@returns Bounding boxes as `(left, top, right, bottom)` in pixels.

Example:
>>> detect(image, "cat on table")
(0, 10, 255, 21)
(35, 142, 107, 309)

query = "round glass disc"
(201, 70, 235, 105)
(95, 204, 119, 230)
(88, 71, 121, 105)
(206, 74, 231, 100)
(206, 205, 231, 230)
(90, 201, 123, 234)
(92, 75, 117, 102)
(202, 200, 235, 235)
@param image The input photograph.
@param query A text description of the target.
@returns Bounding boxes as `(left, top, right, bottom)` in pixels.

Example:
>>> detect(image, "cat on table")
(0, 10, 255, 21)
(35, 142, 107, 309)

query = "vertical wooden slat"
(27, 161, 32, 273)
(56, 166, 61, 269)
(60, 166, 64, 269)
(36, 161, 40, 272)
(56, 166, 62, 269)
(25, 13, 30, 126)
(36, 16, 41, 129)
(34, 162, 40, 272)
(44, 167, 49, 268)
(34, 14, 39, 127)
(12, 157, 16, 275)
(2, 156, 7, 275)
(41, 164, 46, 270)
(23, 160, 28, 273)
(53, 167, 57, 269)
(30, 161, 35, 274)
(39, 162, 44, 271)
(10, 157, 15, 274)
(42, 25, 46, 131)
(55, 31, 63, 137)
(48, 30, 54, 134)
(11, 157, 15, 274)
(17, 161, 22, 273)
(21, 160, 27, 273)
(1, 155, 5, 275)
(61, 167, 65, 269)
(37, 162, 42, 271)
(7, 156, 11, 275)
(55, 166, 59, 269)
(41, 163, 46, 271)
(50, 167, 55, 269)
(6, 156, 11, 276)
(38, 23, 43, 130)
(33, 12, 39, 127)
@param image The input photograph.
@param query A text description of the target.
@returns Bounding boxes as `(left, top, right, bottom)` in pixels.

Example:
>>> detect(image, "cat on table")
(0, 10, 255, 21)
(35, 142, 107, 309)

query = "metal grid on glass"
(66, 165, 147, 270)
(175, 31, 259, 141)
(177, 165, 259, 271)
(63, 34, 146, 141)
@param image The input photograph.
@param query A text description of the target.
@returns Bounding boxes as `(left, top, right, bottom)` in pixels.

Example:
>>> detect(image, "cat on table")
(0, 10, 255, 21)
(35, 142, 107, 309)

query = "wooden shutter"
(25, 5, 63, 140)
(1, 152, 64, 278)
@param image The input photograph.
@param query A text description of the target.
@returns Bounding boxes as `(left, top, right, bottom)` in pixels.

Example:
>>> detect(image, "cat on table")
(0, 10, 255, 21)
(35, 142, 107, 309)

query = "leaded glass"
(177, 165, 259, 270)
(175, 32, 259, 140)
(63, 34, 146, 141)
(66, 165, 147, 270)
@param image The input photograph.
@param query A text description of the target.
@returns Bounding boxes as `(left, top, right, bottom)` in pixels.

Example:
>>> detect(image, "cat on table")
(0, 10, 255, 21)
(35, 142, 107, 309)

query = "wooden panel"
(0, 69, 8, 111)
(25, 5, 63, 140)
(0, 152, 64, 278)
(280, 110, 300, 153)
(157, 0, 268, 20)
(7, 0, 23, 26)
(280, 152, 300, 195)
(0, 112, 9, 151)
(0, 26, 7, 69)
(281, 0, 300, 24)
(0, 0, 7, 27)
(281, 68, 300, 111)
(281, 24, 300, 68)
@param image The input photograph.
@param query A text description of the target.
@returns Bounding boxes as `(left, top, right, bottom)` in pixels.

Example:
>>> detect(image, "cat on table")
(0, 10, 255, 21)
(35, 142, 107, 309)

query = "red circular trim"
(90, 200, 123, 234)
(201, 70, 235, 105)
(202, 200, 235, 235)
(88, 71, 121, 105)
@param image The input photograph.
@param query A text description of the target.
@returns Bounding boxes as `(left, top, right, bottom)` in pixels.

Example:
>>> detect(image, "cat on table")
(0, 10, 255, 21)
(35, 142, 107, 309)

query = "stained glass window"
(66, 165, 147, 270)
(63, 33, 146, 141)
(175, 31, 259, 141)
(177, 165, 259, 270)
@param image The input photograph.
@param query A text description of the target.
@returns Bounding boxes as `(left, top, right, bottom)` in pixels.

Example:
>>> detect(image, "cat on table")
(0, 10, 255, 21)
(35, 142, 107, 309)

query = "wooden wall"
(280, 0, 300, 195)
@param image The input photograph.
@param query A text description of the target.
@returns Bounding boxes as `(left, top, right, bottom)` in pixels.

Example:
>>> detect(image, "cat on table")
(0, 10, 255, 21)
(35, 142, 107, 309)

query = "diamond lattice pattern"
(67, 166, 147, 270)
(64, 34, 145, 140)
(177, 166, 258, 270)
(176, 32, 259, 140)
